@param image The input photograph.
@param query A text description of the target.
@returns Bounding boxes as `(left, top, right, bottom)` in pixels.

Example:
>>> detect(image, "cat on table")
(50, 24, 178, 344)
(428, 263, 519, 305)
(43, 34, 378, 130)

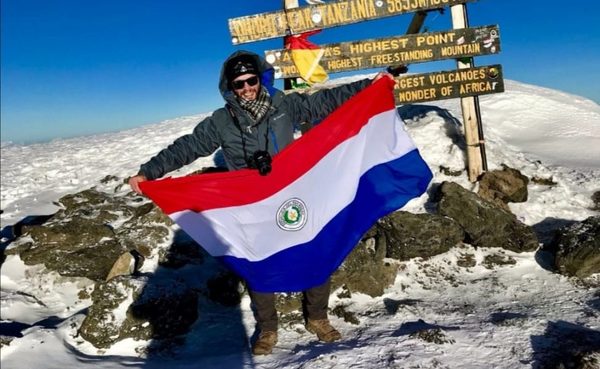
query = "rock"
(336, 285, 352, 299)
(439, 165, 463, 177)
(7, 185, 173, 281)
(12, 217, 127, 281)
(331, 236, 398, 297)
(6, 214, 54, 241)
(56, 188, 113, 210)
(79, 275, 198, 349)
(105, 252, 136, 281)
(482, 252, 517, 269)
(456, 251, 477, 268)
(273, 293, 304, 329)
(275, 293, 303, 315)
(377, 211, 464, 261)
(592, 191, 600, 211)
(531, 176, 557, 186)
(0, 336, 13, 348)
(329, 209, 465, 297)
(79, 276, 149, 348)
(548, 216, 600, 278)
(5, 184, 203, 350)
(438, 181, 539, 252)
(410, 327, 455, 344)
(331, 305, 360, 325)
(478, 166, 529, 211)
(576, 352, 600, 369)
(100, 175, 120, 184)
(116, 202, 173, 258)
(56, 189, 135, 224)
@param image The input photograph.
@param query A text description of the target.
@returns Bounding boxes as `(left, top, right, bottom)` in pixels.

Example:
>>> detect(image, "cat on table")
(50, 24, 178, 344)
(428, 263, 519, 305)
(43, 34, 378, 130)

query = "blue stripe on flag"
(218, 149, 433, 292)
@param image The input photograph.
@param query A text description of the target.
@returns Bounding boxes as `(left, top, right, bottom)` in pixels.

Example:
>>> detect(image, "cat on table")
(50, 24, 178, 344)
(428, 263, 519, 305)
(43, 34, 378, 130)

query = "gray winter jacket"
(139, 50, 371, 180)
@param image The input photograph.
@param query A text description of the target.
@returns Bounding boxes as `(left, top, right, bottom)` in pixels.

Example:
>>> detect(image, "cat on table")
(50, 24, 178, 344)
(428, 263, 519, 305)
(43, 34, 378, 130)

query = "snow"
(1, 256, 94, 325)
(1, 78, 599, 368)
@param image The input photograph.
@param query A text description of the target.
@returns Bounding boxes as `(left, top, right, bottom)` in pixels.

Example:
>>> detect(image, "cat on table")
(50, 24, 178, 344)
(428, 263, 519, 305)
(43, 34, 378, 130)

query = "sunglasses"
(232, 76, 259, 90)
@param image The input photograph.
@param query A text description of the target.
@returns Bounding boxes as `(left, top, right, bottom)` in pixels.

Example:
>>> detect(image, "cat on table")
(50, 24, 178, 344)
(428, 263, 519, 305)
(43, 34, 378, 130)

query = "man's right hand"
(128, 175, 148, 195)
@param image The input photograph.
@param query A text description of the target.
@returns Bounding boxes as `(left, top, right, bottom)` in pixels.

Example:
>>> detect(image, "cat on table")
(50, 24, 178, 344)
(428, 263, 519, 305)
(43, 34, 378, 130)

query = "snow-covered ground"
(1, 78, 599, 368)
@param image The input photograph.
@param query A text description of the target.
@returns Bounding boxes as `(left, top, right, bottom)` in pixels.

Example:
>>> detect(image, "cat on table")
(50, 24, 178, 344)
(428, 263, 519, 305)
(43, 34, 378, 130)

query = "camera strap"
(226, 104, 270, 167)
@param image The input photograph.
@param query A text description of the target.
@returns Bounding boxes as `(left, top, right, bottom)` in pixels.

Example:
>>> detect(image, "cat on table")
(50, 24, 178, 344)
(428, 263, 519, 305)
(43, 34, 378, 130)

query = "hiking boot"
(252, 331, 278, 355)
(305, 319, 341, 342)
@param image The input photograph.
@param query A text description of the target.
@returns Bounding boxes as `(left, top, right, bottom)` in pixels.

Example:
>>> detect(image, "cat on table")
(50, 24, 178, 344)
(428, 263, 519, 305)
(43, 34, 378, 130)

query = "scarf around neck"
(238, 87, 271, 123)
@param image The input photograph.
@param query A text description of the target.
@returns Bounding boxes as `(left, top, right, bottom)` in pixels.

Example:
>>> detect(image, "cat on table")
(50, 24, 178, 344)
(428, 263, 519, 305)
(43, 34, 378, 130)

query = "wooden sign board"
(266, 25, 500, 79)
(394, 64, 504, 104)
(229, 0, 476, 44)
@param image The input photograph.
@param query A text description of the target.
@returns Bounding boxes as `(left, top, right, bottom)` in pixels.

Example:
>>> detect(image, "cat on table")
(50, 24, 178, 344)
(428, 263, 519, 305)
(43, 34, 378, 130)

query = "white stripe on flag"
(172, 108, 416, 261)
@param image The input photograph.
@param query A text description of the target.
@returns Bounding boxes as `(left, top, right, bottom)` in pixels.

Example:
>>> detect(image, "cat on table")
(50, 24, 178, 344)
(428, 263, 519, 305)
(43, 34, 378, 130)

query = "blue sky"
(2, 0, 599, 144)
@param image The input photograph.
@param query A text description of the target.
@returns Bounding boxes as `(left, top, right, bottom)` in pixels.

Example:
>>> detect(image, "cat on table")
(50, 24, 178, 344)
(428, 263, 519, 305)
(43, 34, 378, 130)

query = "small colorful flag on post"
(285, 30, 328, 85)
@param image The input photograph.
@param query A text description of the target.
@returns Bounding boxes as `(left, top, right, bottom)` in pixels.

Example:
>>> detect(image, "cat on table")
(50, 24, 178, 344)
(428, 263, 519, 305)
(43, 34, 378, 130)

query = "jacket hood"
(219, 50, 277, 101)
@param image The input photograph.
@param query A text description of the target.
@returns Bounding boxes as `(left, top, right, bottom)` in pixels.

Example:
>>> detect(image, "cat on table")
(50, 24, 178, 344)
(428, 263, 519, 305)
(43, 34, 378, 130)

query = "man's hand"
(373, 71, 395, 83)
(128, 175, 147, 195)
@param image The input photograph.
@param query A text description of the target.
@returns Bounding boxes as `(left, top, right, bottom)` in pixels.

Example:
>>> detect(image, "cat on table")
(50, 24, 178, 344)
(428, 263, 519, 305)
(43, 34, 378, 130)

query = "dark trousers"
(248, 279, 331, 332)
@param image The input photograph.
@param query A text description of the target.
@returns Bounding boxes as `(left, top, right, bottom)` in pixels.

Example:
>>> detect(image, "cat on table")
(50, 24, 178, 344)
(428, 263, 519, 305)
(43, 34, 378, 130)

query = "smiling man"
(129, 50, 392, 355)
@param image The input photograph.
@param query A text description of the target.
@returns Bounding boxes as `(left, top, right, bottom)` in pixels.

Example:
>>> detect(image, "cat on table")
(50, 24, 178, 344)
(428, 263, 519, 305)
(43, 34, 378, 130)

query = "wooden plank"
(265, 25, 500, 79)
(229, 0, 477, 44)
(451, 3, 484, 181)
(283, 0, 300, 90)
(393, 64, 504, 104)
(406, 10, 428, 34)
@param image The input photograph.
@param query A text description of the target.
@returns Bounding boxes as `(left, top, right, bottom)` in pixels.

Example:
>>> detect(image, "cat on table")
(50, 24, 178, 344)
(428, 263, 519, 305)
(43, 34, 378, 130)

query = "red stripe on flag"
(140, 78, 396, 214)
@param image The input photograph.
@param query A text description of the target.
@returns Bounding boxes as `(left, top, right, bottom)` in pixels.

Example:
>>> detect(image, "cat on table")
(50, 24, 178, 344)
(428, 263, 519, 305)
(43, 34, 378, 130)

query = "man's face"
(232, 73, 260, 101)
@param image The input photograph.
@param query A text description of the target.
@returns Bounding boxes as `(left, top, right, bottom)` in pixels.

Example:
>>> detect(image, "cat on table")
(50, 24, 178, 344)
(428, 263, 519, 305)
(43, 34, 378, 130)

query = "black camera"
(247, 150, 272, 176)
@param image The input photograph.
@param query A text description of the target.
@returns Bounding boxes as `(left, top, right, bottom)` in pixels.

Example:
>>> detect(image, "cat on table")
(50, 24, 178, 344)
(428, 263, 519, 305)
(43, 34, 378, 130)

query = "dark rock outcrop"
(592, 191, 600, 211)
(438, 181, 539, 252)
(477, 166, 529, 211)
(377, 211, 464, 261)
(548, 216, 600, 278)
(10, 217, 126, 281)
(6, 188, 173, 281)
(331, 235, 398, 298)
(79, 275, 198, 349)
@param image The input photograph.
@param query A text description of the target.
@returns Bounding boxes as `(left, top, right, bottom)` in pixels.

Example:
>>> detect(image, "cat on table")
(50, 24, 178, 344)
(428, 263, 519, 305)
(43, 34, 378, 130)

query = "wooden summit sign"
(393, 64, 504, 104)
(229, 0, 477, 44)
(265, 25, 500, 79)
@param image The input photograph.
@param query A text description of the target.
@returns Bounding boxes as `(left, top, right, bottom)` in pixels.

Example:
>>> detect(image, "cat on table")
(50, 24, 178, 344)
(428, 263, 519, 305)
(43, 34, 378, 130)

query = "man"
(129, 50, 392, 355)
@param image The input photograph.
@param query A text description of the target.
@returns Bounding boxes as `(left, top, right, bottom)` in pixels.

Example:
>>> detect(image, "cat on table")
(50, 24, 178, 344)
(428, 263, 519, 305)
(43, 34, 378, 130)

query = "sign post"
(229, 0, 502, 183)
(451, 3, 487, 181)
(283, 0, 300, 90)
